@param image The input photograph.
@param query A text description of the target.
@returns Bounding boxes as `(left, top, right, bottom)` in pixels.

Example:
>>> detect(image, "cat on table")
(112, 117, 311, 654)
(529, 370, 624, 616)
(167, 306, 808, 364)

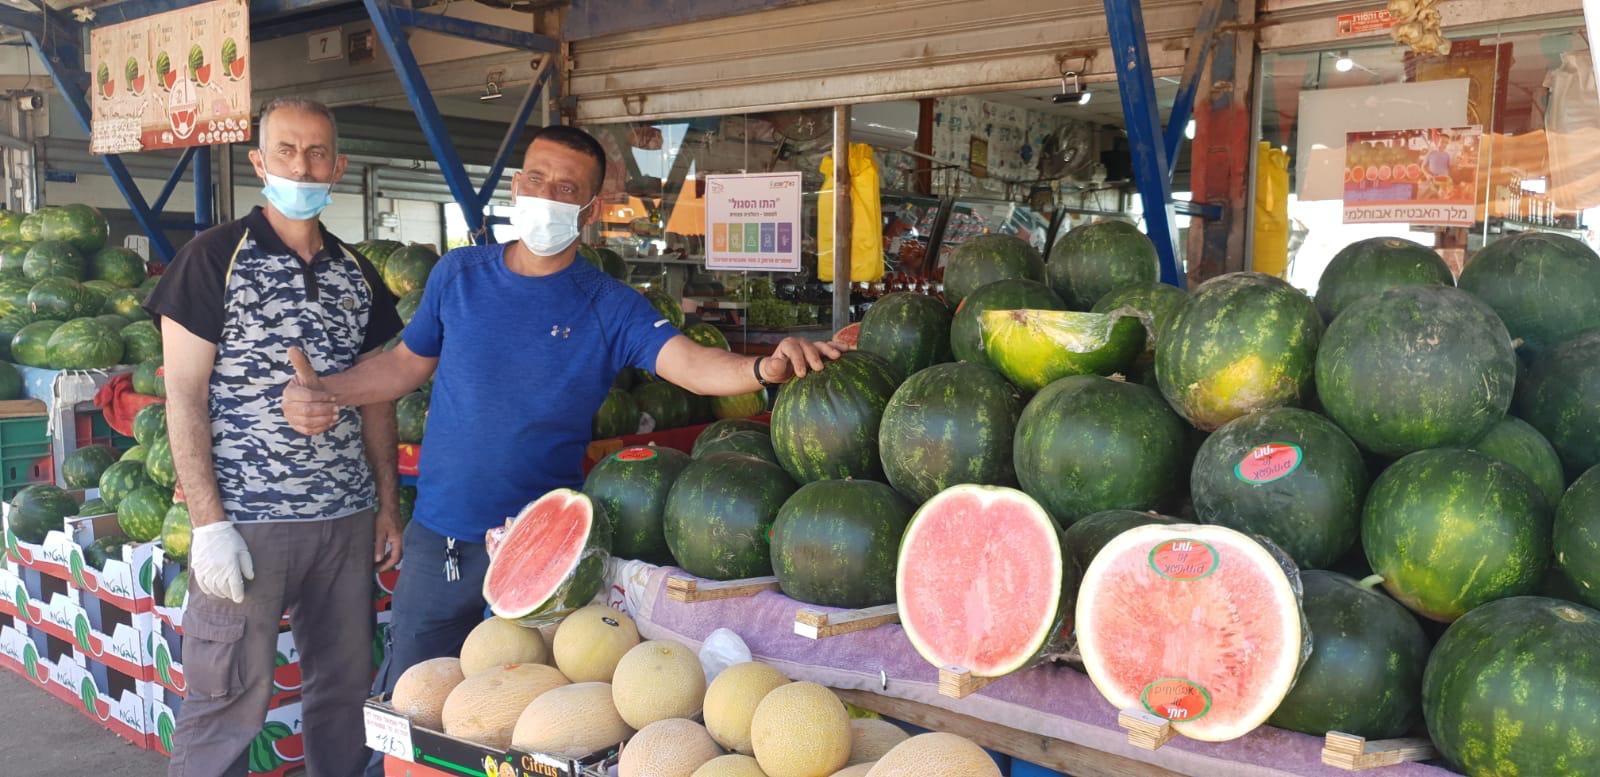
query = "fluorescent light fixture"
(1334, 52, 1355, 73)
(1185, 119, 1196, 140)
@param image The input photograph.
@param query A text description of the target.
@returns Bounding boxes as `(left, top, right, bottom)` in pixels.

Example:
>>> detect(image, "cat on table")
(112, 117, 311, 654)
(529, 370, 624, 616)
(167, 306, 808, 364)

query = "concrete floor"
(0, 666, 169, 776)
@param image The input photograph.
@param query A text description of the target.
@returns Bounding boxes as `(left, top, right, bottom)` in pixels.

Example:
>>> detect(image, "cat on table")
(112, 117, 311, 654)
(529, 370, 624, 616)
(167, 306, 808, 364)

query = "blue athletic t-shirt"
(402, 244, 677, 541)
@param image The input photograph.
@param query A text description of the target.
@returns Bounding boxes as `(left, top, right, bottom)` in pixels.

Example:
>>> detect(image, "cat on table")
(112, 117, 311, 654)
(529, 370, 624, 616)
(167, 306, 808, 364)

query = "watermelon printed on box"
(46, 653, 149, 747)
(38, 590, 154, 681)
(65, 513, 161, 612)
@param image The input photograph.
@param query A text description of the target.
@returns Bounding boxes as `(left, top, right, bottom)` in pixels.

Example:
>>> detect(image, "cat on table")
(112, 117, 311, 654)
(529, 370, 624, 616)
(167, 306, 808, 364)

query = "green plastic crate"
(0, 414, 50, 500)
(80, 411, 136, 452)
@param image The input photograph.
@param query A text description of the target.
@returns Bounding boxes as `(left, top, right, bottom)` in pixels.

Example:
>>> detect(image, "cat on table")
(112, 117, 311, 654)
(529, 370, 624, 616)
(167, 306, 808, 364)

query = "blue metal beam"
(1163, 0, 1221, 177)
(1105, 0, 1184, 288)
(87, 0, 340, 28)
(1173, 200, 1223, 220)
(477, 64, 549, 206)
(193, 145, 212, 231)
(390, 7, 558, 53)
(152, 147, 198, 215)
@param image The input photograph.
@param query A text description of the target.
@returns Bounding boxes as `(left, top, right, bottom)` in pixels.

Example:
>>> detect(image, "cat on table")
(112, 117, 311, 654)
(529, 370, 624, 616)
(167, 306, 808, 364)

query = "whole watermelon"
(1363, 448, 1549, 622)
(692, 429, 778, 465)
(1014, 375, 1186, 525)
(47, 317, 123, 369)
(355, 239, 404, 273)
(107, 288, 149, 322)
(78, 498, 108, 516)
(381, 244, 438, 298)
(950, 278, 1065, 367)
(144, 435, 175, 489)
(133, 403, 167, 447)
(770, 479, 913, 608)
(395, 290, 422, 325)
(62, 445, 119, 489)
(1268, 571, 1429, 738)
(1091, 281, 1188, 355)
(99, 460, 154, 510)
(1046, 220, 1160, 310)
(1467, 416, 1566, 508)
(164, 570, 189, 608)
(138, 276, 160, 295)
(90, 247, 147, 289)
(711, 389, 765, 420)
(0, 277, 31, 317)
(1458, 232, 1600, 355)
(0, 361, 19, 400)
(160, 502, 191, 562)
(942, 234, 1046, 310)
(28, 277, 96, 320)
(119, 320, 162, 364)
(980, 309, 1146, 392)
(11, 319, 62, 367)
(1516, 329, 1600, 478)
(0, 210, 22, 243)
(879, 362, 1022, 504)
(1422, 597, 1600, 777)
(83, 534, 126, 570)
(592, 388, 640, 439)
(6, 484, 76, 543)
(1190, 407, 1368, 570)
(582, 445, 691, 563)
(396, 392, 427, 443)
(632, 381, 692, 430)
(0, 243, 28, 277)
(133, 359, 165, 397)
(1314, 237, 1453, 322)
(578, 244, 629, 281)
(770, 350, 902, 484)
(17, 209, 46, 243)
(1554, 465, 1600, 609)
(1317, 285, 1515, 457)
(92, 312, 127, 332)
(119, 445, 146, 464)
(1062, 509, 1181, 579)
(692, 418, 767, 450)
(1156, 272, 1322, 431)
(46, 204, 109, 253)
(22, 240, 85, 281)
(117, 486, 171, 542)
(398, 485, 416, 526)
(857, 292, 952, 377)
(682, 322, 729, 351)
(636, 286, 685, 329)
(0, 312, 32, 361)
(663, 451, 798, 580)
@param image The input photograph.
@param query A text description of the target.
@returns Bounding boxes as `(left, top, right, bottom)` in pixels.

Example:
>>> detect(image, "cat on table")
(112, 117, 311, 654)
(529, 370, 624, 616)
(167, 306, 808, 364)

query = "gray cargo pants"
(170, 510, 375, 777)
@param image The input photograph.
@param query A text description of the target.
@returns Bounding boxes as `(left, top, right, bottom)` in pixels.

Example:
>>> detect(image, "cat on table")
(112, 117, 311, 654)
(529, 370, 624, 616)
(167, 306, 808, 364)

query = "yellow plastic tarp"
(818, 143, 884, 283)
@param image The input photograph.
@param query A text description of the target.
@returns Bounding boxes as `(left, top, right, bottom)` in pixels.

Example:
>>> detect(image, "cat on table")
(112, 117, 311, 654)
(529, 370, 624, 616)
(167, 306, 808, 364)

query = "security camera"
(16, 94, 43, 112)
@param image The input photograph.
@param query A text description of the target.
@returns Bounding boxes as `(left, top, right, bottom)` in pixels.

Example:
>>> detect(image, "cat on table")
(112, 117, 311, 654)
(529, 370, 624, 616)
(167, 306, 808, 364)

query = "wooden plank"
(1322, 732, 1437, 770)
(1118, 707, 1177, 750)
(834, 689, 1184, 777)
(793, 604, 898, 639)
(0, 399, 46, 418)
(937, 665, 999, 699)
(665, 575, 779, 603)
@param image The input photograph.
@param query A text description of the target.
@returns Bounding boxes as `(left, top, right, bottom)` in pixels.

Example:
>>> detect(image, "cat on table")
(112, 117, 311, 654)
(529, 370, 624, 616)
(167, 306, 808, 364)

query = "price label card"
(363, 706, 413, 762)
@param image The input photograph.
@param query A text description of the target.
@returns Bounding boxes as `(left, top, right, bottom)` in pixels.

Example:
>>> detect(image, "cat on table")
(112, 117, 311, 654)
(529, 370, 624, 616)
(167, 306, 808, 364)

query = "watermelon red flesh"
(896, 485, 1070, 678)
(1075, 524, 1306, 742)
(483, 489, 611, 622)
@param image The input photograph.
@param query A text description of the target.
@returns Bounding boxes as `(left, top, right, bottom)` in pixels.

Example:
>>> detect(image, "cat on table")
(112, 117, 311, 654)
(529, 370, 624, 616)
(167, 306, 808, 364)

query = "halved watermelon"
(896, 485, 1071, 678)
(1076, 524, 1307, 742)
(482, 489, 611, 624)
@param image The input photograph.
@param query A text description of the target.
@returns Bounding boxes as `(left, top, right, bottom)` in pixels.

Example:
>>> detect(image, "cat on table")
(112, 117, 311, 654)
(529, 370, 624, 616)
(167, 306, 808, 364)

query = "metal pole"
(831, 105, 851, 331)
(364, 166, 379, 240)
(216, 144, 235, 223)
(194, 145, 212, 232)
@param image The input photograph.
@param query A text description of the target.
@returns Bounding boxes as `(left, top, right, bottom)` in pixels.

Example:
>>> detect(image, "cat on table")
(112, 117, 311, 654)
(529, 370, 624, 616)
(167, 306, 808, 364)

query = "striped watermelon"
(856, 292, 952, 377)
(663, 452, 797, 580)
(950, 279, 1065, 368)
(770, 351, 901, 484)
(1046, 221, 1159, 310)
(1516, 328, 1600, 478)
(1091, 281, 1188, 356)
(942, 234, 1046, 310)
(592, 388, 640, 440)
(878, 362, 1022, 504)
(979, 309, 1145, 391)
(1467, 416, 1566, 508)
(1458, 232, 1600, 355)
(770, 479, 913, 608)
(1313, 237, 1453, 322)
(1554, 465, 1600, 609)
(582, 446, 690, 563)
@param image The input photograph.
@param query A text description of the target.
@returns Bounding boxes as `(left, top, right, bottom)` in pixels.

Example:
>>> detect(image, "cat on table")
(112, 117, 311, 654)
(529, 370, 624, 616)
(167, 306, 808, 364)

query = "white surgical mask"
(510, 195, 592, 256)
(262, 173, 333, 220)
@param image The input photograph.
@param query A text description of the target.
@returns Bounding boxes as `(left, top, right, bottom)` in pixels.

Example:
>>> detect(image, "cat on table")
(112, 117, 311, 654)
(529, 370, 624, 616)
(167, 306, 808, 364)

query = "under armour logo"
(549, 325, 571, 339)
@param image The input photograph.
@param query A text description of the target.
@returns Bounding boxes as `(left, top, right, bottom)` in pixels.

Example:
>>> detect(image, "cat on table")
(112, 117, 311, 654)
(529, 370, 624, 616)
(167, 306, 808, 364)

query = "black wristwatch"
(753, 356, 778, 388)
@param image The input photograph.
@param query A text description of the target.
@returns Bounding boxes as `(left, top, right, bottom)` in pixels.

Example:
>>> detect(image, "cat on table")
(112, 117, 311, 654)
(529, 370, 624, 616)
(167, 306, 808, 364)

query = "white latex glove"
(190, 522, 255, 604)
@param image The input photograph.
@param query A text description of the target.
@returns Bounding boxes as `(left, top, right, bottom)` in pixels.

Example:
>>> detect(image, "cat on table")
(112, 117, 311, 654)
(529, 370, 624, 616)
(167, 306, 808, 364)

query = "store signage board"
(1295, 79, 1470, 202)
(88, 0, 251, 155)
(1342, 126, 1482, 226)
(705, 172, 803, 272)
(1336, 10, 1395, 36)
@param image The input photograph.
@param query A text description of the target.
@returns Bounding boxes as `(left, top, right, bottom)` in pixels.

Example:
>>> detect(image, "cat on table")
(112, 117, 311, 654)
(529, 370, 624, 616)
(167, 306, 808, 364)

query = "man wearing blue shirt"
(280, 126, 842, 741)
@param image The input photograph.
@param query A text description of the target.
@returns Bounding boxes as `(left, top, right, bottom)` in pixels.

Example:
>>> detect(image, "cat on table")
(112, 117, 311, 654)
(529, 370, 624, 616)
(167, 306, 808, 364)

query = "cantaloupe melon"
(846, 719, 907, 765)
(612, 639, 706, 729)
(864, 733, 1000, 777)
(510, 682, 632, 758)
(831, 766, 873, 777)
(750, 682, 851, 777)
(441, 663, 569, 749)
(554, 604, 641, 682)
(460, 616, 549, 675)
(390, 657, 465, 730)
(704, 661, 790, 754)
(619, 718, 722, 777)
(691, 754, 769, 777)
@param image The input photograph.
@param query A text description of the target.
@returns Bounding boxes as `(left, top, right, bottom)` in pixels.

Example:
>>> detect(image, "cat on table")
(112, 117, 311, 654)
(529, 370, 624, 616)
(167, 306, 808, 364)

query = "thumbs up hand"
(282, 346, 340, 435)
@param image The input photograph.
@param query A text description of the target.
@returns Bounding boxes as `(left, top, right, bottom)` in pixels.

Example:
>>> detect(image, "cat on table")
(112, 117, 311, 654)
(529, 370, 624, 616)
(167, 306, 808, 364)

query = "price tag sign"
(363, 706, 414, 762)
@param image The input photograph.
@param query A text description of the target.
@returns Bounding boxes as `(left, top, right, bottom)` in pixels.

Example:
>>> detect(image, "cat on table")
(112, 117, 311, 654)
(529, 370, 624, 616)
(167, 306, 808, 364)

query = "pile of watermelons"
(568, 223, 1600, 775)
(0, 204, 161, 373)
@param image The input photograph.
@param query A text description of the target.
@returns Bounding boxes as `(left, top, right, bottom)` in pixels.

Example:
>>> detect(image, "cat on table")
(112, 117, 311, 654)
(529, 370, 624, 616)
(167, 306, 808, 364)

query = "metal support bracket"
(1104, 0, 1185, 288)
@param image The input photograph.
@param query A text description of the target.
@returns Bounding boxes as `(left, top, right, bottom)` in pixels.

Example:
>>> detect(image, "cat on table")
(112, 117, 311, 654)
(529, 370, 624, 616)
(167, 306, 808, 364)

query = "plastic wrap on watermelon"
(1073, 523, 1311, 742)
(481, 489, 613, 627)
(978, 308, 1150, 391)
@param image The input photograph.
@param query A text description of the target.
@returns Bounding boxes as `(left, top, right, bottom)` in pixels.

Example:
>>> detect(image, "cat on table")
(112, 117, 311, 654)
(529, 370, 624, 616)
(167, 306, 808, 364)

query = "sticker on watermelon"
(1075, 523, 1309, 742)
(896, 484, 1074, 678)
(483, 489, 612, 625)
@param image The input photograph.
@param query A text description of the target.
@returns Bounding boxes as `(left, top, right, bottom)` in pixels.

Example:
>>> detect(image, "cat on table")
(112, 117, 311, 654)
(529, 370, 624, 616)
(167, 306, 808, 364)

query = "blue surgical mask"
(510, 195, 593, 256)
(262, 173, 333, 220)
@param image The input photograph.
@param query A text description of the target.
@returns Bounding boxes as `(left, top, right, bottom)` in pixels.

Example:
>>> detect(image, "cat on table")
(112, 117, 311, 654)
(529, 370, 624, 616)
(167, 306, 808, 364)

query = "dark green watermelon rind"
(1466, 416, 1567, 509)
(632, 381, 693, 431)
(592, 388, 641, 440)
(1457, 232, 1600, 356)
(691, 418, 769, 456)
(942, 234, 1047, 310)
(1190, 408, 1368, 570)
(1060, 509, 1181, 583)
(1315, 286, 1515, 457)
(1091, 282, 1189, 357)
(1313, 237, 1455, 323)
(1155, 272, 1322, 432)
(856, 292, 953, 378)
(1516, 328, 1600, 479)
(1554, 465, 1600, 610)
(1046, 221, 1160, 311)
(7, 485, 77, 544)
(1267, 571, 1429, 739)
(663, 452, 797, 580)
(693, 430, 779, 466)
(979, 308, 1146, 392)
(116, 486, 172, 543)
(1421, 597, 1600, 777)
(488, 489, 613, 625)
(769, 350, 902, 484)
(770, 479, 913, 609)
(581, 446, 691, 563)
(1361, 449, 1550, 623)
(950, 278, 1066, 368)
(1014, 375, 1186, 526)
(878, 362, 1022, 504)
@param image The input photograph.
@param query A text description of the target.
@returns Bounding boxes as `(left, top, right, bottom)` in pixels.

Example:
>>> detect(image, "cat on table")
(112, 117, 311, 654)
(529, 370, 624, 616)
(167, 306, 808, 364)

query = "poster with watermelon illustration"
(88, 0, 250, 154)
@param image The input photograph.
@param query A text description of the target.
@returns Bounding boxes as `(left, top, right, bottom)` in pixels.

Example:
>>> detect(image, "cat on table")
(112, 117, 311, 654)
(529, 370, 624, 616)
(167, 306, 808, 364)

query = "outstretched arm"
(654, 334, 847, 396)
(281, 343, 437, 435)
